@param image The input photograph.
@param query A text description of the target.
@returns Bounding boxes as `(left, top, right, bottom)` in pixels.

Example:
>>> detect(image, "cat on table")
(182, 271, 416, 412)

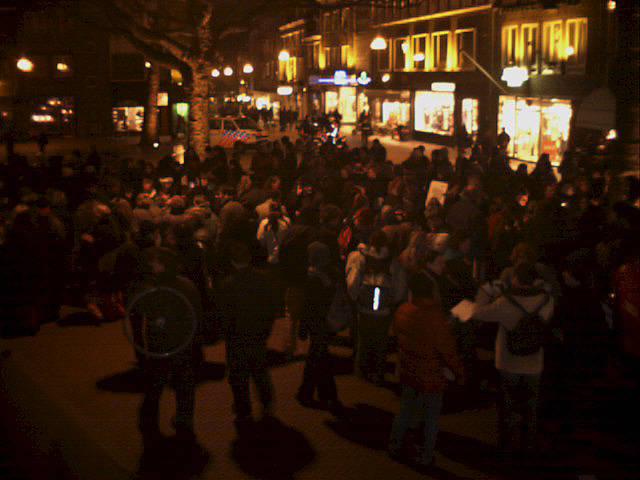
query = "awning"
(576, 87, 616, 131)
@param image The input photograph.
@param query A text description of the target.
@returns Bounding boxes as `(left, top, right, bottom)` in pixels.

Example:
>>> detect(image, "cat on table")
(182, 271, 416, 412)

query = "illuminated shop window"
(462, 98, 479, 136)
(414, 90, 454, 136)
(382, 100, 410, 126)
(498, 96, 572, 165)
(112, 106, 144, 133)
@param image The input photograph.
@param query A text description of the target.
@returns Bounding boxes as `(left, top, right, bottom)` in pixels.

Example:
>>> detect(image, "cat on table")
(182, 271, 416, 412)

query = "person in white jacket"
(346, 230, 407, 384)
(256, 208, 290, 265)
(473, 262, 554, 455)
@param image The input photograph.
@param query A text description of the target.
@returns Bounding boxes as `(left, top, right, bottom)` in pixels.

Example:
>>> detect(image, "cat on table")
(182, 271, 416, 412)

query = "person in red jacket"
(388, 272, 464, 469)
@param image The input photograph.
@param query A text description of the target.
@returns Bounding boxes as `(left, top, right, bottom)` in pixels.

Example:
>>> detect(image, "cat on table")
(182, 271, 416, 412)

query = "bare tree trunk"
(188, 64, 210, 159)
(141, 64, 160, 146)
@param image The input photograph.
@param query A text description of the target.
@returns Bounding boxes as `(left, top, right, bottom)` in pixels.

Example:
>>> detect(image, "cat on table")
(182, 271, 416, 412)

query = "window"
(566, 18, 587, 67)
(323, 13, 331, 32)
(432, 32, 449, 71)
(341, 8, 351, 29)
(393, 37, 410, 71)
(341, 45, 351, 68)
(372, 45, 390, 72)
(462, 98, 479, 136)
(502, 25, 519, 67)
(53, 55, 73, 78)
(455, 29, 475, 70)
(542, 21, 563, 71)
(411, 34, 428, 70)
(521, 24, 540, 72)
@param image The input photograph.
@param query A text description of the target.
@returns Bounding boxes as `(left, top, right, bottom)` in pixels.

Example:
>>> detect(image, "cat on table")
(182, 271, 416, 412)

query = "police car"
(208, 116, 268, 149)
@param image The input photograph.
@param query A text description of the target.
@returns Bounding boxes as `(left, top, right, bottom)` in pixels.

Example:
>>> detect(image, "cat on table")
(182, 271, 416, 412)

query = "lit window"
(521, 24, 540, 73)
(462, 98, 479, 136)
(502, 25, 519, 67)
(456, 29, 475, 71)
(432, 32, 450, 71)
(565, 18, 587, 67)
(542, 21, 563, 72)
(411, 34, 428, 71)
(393, 37, 410, 71)
(341, 45, 351, 68)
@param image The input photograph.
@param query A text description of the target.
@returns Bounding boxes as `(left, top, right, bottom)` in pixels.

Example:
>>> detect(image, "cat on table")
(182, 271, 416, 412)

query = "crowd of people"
(0, 127, 638, 470)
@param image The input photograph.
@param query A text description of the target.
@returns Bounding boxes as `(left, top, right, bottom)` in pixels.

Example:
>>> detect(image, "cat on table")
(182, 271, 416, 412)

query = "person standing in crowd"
(220, 242, 278, 431)
(389, 272, 464, 469)
(473, 262, 554, 456)
(296, 241, 343, 413)
(133, 247, 203, 445)
(346, 230, 407, 384)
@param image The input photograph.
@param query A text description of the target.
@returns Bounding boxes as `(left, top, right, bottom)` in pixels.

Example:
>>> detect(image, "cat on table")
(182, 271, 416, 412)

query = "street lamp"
(17, 57, 34, 72)
(370, 36, 387, 50)
(278, 50, 290, 62)
(57, 62, 69, 72)
(501, 66, 529, 88)
(565, 46, 575, 58)
(145, 61, 152, 69)
(243, 63, 254, 74)
(223, 66, 233, 76)
(381, 73, 391, 83)
(211, 68, 220, 77)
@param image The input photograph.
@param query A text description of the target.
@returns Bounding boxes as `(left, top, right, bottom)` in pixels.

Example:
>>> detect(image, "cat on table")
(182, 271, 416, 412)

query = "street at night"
(1, 0, 639, 479)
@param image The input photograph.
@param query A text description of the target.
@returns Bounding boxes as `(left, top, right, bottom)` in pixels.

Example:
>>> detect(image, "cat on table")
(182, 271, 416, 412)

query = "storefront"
(414, 90, 455, 136)
(362, 90, 411, 131)
(324, 86, 357, 124)
(29, 97, 75, 135)
(498, 96, 572, 165)
(112, 106, 144, 133)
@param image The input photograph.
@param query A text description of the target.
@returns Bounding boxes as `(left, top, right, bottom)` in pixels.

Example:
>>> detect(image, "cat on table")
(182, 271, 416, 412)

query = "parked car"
(208, 116, 268, 150)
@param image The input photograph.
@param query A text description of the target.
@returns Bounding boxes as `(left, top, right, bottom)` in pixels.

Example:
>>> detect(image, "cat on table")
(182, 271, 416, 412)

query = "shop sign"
(277, 86, 293, 96)
(431, 82, 455, 93)
(333, 70, 348, 86)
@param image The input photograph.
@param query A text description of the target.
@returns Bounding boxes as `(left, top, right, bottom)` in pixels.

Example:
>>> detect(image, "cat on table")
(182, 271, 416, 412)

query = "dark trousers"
(298, 333, 337, 402)
(139, 350, 197, 435)
(355, 312, 392, 383)
(498, 371, 541, 451)
(227, 335, 273, 418)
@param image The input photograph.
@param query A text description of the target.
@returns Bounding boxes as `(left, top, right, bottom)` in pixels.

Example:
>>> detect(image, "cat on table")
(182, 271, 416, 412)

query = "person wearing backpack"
(473, 262, 554, 456)
(346, 230, 407, 384)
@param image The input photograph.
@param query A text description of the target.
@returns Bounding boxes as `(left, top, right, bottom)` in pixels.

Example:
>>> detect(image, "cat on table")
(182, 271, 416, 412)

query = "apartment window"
(521, 24, 540, 72)
(566, 18, 587, 66)
(502, 25, 519, 67)
(341, 45, 351, 68)
(542, 21, 563, 69)
(333, 11, 340, 31)
(456, 29, 475, 70)
(372, 45, 391, 72)
(393, 37, 410, 71)
(323, 13, 331, 32)
(341, 8, 351, 29)
(313, 42, 320, 69)
(411, 34, 428, 70)
(432, 32, 449, 71)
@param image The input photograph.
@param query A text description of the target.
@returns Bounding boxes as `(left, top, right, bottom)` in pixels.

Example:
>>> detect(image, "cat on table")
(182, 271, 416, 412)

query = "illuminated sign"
(333, 70, 348, 86)
(277, 86, 293, 96)
(501, 66, 529, 88)
(431, 82, 456, 93)
(357, 71, 372, 86)
(157, 92, 168, 106)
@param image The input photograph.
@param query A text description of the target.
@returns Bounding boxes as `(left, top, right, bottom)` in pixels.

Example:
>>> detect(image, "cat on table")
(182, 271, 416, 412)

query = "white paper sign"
(426, 181, 448, 208)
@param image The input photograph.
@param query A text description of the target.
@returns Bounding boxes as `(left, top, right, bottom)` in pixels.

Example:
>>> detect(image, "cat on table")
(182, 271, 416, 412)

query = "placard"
(426, 180, 448, 208)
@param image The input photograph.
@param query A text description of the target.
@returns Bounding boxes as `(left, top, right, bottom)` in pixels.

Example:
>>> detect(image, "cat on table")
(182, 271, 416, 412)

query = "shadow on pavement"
(231, 416, 315, 480)
(138, 434, 211, 480)
(96, 362, 227, 393)
(325, 403, 394, 451)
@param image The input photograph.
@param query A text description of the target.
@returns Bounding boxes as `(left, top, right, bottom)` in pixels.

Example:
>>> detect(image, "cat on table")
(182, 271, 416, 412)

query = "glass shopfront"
(112, 106, 144, 133)
(462, 98, 479, 137)
(325, 87, 357, 124)
(414, 91, 454, 136)
(499, 96, 572, 165)
(382, 100, 411, 126)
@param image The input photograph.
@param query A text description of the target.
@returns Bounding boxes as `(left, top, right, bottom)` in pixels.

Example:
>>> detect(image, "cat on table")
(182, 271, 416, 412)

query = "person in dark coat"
(220, 242, 278, 430)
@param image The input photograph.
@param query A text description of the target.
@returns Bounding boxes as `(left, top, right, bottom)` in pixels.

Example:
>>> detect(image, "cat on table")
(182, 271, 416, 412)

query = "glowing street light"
(608, 0, 616, 11)
(211, 68, 220, 77)
(243, 63, 254, 74)
(606, 129, 617, 141)
(501, 66, 529, 87)
(381, 73, 391, 83)
(278, 50, 290, 62)
(277, 85, 293, 96)
(223, 66, 233, 76)
(145, 61, 152, 69)
(57, 62, 69, 72)
(17, 57, 34, 72)
(370, 36, 387, 50)
(565, 46, 575, 57)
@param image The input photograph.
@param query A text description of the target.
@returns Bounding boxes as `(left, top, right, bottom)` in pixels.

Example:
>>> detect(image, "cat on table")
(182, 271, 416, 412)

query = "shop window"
(462, 98, 478, 136)
(31, 97, 74, 135)
(432, 32, 449, 71)
(542, 21, 563, 73)
(325, 91, 339, 114)
(498, 96, 572, 165)
(502, 25, 519, 67)
(521, 24, 540, 74)
(382, 100, 410, 126)
(414, 90, 454, 136)
(112, 106, 144, 133)
(411, 34, 428, 71)
(455, 29, 475, 71)
(565, 18, 587, 68)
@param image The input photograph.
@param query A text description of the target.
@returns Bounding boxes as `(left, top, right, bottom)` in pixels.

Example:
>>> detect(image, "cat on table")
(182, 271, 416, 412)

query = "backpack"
(357, 256, 394, 316)
(503, 293, 549, 356)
